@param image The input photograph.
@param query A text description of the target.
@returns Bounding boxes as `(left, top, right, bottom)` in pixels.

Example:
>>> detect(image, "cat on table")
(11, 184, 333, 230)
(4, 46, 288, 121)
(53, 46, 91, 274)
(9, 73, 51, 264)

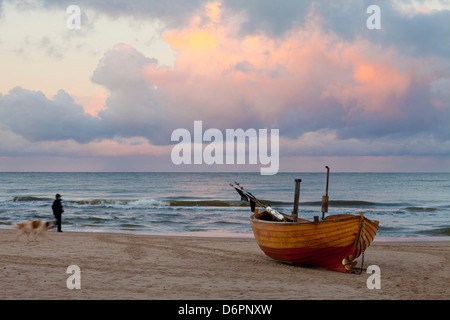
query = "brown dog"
(13, 220, 53, 242)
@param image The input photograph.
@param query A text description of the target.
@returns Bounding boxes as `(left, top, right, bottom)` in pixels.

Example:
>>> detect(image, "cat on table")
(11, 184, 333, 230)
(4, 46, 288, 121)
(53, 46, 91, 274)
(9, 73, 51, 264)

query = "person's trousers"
(54, 213, 62, 232)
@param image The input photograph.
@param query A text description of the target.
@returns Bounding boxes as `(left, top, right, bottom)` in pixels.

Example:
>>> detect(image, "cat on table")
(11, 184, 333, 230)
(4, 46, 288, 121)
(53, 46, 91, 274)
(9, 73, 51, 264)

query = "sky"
(0, 0, 449, 172)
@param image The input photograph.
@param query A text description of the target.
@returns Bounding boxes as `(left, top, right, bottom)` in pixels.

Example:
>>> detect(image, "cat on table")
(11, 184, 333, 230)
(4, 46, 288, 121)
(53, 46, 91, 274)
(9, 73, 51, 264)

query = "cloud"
(1, 0, 449, 160)
(229, 0, 450, 57)
(10, 0, 450, 59)
(0, 87, 102, 143)
(91, 43, 176, 145)
(223, 0, 312, 36)
(280, 130, 450, 157)
(11, 0, 209, 30)
(377, 2, 450, 58)
(129, 1, 449, 149)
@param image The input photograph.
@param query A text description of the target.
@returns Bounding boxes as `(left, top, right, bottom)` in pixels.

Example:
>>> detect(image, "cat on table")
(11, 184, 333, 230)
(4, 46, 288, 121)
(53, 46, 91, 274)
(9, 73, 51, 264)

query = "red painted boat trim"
(258, 245, 357, 272)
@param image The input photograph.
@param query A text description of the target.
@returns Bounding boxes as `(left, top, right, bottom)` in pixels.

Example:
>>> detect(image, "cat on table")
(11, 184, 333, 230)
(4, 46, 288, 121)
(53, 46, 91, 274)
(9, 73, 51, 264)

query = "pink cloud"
(322, 42, 413, 119)
(139, 1, 425, 135)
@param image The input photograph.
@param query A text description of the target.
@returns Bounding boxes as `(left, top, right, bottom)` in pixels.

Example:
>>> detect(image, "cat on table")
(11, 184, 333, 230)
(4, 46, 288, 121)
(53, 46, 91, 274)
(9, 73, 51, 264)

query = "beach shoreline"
(0, 229, 449, 300)
(2, 225, 449, 242)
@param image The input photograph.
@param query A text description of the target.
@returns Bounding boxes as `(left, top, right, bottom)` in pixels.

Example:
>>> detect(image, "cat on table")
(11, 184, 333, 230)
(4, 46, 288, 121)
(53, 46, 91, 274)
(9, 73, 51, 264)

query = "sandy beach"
(0, 229, 448, 300)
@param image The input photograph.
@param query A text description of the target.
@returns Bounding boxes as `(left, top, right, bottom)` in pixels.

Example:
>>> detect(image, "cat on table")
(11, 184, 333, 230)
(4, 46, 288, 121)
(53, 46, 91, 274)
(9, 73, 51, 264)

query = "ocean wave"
(418, 227, 450, 236)
(406, 207, 438, 212)
(10, 196, 281, 208)
(10, 196, 419, 209)
(302, 200, 379, 207)
(10, 196, 443, 213)
(13, 196, 52, 202)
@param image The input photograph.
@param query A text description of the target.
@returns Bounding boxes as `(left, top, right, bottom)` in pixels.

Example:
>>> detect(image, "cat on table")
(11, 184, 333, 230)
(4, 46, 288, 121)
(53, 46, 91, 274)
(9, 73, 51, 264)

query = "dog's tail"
(11, 222, 18, 229)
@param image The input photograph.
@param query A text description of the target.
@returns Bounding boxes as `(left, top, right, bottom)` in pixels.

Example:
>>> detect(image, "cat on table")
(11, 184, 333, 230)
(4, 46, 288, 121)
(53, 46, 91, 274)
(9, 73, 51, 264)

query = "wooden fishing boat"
(250, 211, 379, 273)
(231, 167, 379, 273)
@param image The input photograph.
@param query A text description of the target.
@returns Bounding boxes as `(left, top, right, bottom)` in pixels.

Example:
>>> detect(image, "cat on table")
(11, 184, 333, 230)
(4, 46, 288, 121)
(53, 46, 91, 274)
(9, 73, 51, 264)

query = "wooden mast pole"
(292, 179, 302, 222)
(322, 166, 330, 219)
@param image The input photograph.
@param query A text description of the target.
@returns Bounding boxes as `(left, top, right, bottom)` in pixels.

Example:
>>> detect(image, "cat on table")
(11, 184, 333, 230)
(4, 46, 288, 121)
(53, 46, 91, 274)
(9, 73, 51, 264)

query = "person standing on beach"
(52, 194, 64, 232)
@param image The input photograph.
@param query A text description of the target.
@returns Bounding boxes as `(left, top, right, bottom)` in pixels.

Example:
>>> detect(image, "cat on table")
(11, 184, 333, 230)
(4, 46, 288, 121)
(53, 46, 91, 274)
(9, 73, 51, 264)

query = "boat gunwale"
(249, 213, 374, 226)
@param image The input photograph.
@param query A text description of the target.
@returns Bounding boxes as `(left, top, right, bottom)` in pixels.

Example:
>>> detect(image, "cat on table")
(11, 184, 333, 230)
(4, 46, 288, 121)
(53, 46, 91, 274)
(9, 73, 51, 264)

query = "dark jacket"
(52, 199, 64, 216)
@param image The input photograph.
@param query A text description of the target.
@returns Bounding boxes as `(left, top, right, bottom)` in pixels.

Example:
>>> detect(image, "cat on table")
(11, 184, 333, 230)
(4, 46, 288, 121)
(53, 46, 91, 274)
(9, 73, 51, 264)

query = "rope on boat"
(353, 216, 366, 275)
(343, 214, 367, 274)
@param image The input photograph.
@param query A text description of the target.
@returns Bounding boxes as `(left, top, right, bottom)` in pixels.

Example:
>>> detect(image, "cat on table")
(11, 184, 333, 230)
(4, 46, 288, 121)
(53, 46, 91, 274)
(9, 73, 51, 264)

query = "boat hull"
(250, 213, 379, 273)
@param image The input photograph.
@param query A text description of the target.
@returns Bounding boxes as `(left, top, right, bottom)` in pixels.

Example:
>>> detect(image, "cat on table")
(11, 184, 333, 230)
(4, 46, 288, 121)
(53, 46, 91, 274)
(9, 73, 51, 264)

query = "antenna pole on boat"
(322, 166, 330, 219)
(292, 179, 302, 222)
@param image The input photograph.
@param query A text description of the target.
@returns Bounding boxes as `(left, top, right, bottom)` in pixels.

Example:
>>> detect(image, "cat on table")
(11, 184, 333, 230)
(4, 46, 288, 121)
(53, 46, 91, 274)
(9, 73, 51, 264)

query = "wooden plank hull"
(250, 213, 379, 273)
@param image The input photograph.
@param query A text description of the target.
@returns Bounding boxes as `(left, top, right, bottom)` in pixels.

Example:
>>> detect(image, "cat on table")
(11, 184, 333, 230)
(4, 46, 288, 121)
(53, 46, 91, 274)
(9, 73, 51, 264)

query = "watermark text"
(171, 121, 279, 175)
(66, 265, 81, 289)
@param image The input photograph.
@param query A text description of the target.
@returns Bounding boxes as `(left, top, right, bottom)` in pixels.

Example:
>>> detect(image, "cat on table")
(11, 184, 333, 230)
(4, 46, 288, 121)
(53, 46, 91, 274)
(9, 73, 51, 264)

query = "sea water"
(0, 172, 449, 239)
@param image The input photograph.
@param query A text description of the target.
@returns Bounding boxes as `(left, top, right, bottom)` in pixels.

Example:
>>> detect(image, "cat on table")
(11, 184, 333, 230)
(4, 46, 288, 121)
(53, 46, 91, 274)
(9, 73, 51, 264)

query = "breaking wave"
(10, 196, 420, 210)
